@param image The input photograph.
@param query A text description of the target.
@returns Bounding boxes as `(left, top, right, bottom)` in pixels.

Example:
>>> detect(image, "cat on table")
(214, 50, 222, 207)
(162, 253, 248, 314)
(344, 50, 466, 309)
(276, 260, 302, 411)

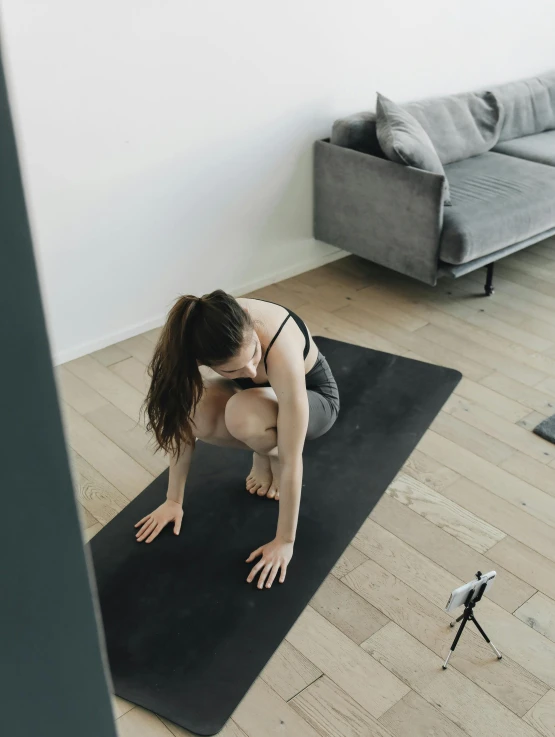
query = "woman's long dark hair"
(142, 289, 253, 458)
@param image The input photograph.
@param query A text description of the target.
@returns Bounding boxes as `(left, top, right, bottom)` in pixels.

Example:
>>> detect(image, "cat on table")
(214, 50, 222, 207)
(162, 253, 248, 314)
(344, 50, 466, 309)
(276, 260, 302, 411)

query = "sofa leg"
(484, 263, 495, 296)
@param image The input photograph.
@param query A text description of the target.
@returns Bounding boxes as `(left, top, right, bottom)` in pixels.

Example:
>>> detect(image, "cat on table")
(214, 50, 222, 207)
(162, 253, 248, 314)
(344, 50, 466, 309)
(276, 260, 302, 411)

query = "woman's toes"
(275, 491, 280, 501)
(246, 453, 273, 498)
(258, 480, 272, 496)
(267, 488, 276, 500)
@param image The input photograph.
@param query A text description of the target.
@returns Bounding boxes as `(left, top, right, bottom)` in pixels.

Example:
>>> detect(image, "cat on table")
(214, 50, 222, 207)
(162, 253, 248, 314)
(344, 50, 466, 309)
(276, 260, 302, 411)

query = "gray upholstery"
(375, 93, 451, 205)
(404, 91, 503, 164)
(490, 72, 555, 142)
(330, 112, 382, 157)
(314, 140, 445, 285)
(440, 152, 555, 264)
(318, 70, 555, 286)
(331, 90, 503, 165)
(493, 130, 555, 166)
(439, 227, 555, 277)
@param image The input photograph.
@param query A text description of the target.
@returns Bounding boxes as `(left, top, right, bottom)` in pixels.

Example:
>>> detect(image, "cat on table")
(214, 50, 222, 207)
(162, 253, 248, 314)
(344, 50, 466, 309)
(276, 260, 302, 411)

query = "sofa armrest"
(314, 139, 446, 285)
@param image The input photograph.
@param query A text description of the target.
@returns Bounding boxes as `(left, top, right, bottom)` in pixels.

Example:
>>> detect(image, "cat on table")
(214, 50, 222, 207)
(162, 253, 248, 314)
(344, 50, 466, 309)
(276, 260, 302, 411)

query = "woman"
(135, 289, 340, 590)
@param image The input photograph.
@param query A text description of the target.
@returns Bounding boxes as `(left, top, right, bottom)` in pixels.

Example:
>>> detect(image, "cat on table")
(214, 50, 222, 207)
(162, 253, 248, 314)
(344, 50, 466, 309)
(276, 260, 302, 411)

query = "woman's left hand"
(246, 538, 294, 589)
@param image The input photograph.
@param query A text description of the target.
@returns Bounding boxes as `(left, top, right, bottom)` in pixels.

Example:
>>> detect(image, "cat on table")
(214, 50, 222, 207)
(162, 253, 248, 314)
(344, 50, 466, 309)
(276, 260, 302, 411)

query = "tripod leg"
(470, 614, 502, 660)
(443, 612, 469, 669)
(450, 613, 465, 628)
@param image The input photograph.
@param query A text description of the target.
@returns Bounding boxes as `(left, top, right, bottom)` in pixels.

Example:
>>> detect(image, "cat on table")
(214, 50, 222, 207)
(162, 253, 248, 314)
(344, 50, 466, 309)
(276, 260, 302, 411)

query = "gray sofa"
(314, 71, 555, 294)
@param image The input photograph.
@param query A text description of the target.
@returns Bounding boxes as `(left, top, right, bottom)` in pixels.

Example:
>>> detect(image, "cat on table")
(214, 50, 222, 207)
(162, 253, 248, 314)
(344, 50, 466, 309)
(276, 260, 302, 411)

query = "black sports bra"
(233, 298, 311, 389)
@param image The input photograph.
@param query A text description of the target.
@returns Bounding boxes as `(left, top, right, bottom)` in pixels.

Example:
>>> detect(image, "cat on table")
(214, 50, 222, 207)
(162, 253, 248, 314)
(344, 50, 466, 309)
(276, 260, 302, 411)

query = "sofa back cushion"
(491, 71, 555, 142)
(375, 93, 451, 204)
(403, 91, 502, 164)
(331, 90, 503, 165)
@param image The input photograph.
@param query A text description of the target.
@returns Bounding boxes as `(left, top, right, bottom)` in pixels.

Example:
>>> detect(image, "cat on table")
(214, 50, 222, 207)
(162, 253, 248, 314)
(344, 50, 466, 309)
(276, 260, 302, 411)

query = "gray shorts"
(305, 352, 340, 440)
(232, 351, 340, 441)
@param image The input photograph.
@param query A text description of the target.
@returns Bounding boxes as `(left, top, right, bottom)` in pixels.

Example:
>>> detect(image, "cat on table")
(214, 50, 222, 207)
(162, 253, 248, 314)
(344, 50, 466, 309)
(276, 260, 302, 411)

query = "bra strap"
(264, 314, 291, 372)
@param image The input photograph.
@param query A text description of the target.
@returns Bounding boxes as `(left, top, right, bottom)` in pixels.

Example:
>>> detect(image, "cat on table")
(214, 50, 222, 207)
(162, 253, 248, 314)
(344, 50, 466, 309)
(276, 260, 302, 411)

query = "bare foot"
(246, 453, 272, 496)
(267, 456, 281, 501)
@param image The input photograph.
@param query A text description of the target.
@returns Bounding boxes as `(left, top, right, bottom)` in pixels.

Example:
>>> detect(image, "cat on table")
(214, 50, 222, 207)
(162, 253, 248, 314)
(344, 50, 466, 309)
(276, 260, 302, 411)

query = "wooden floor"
(57, 243, 555, 737)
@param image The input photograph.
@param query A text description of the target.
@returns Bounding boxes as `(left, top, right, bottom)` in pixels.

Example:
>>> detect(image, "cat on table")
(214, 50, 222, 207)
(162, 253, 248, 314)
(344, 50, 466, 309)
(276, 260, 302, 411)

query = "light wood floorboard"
(63, 250, 555, 736)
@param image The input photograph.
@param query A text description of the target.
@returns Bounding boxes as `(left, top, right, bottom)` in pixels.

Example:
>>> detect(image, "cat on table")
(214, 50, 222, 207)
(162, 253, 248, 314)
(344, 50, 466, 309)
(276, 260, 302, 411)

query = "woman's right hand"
(135, 499, 184, 543)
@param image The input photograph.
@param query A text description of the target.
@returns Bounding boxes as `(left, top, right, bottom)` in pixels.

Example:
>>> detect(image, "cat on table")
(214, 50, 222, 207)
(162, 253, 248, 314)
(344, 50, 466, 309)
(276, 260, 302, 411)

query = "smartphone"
(445, 571, 496, 612)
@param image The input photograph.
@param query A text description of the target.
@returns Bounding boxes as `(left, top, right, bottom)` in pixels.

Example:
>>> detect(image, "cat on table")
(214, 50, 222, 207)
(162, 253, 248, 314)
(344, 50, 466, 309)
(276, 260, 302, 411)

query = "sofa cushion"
(440, 152, 555, 265)
(404, 91, 503, 165)
(331, 90, 502, 165)
(375, 93, 451, 205)
(491, 71, 555, 142)
(493, 130, 555, 166)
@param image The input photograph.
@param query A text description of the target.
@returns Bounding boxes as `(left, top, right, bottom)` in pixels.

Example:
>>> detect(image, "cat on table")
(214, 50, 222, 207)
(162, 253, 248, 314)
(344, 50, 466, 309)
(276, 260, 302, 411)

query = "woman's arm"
(246, 348, 309, 587)
(166, 439, 196, 504)
(274, 383, 309, 544)
(135, 439, 196, 543)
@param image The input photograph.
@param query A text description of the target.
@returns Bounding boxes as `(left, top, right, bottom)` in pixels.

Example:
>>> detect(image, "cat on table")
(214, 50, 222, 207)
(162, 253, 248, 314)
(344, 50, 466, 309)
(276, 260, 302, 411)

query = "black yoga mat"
(89, 337, 460, 735)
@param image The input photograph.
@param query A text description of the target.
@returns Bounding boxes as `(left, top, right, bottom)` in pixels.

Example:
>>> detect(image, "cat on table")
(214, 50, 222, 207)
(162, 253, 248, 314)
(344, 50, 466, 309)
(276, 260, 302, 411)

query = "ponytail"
(142, 290, 252, 458)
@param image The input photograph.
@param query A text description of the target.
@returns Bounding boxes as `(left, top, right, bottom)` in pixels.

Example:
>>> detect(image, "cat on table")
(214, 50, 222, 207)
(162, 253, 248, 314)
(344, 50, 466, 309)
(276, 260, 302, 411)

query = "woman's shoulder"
(236, 296, 271, 308)
(239, 297, 302, 347)
(237, 297, 287, 321)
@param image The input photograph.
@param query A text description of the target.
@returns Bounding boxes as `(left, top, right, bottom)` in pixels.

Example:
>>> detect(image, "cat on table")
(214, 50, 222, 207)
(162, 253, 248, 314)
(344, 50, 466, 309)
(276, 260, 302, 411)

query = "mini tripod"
(443, 571, 502, 670)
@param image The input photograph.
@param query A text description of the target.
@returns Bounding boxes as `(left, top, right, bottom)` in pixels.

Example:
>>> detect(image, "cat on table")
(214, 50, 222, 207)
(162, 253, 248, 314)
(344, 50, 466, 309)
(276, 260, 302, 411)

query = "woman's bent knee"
(225, 392, 274, 442)
(225, 394, 255, 441)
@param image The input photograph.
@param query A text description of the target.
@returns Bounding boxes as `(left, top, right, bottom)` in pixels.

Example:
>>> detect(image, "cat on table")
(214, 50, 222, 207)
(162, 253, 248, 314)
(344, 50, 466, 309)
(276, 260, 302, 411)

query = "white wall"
(2, 1, 554, 364)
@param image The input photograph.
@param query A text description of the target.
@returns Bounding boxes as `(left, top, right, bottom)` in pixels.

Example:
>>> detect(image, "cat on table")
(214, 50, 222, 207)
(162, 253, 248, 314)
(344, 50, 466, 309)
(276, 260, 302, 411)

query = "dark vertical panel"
(0, 36, 117, 737)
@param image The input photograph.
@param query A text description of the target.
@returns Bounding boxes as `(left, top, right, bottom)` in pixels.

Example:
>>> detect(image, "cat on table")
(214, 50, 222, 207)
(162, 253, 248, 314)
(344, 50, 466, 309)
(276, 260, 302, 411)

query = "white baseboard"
(52, 313, 176, 367)
(53, 246, 348, 366)
(230, 245, 346, 298)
